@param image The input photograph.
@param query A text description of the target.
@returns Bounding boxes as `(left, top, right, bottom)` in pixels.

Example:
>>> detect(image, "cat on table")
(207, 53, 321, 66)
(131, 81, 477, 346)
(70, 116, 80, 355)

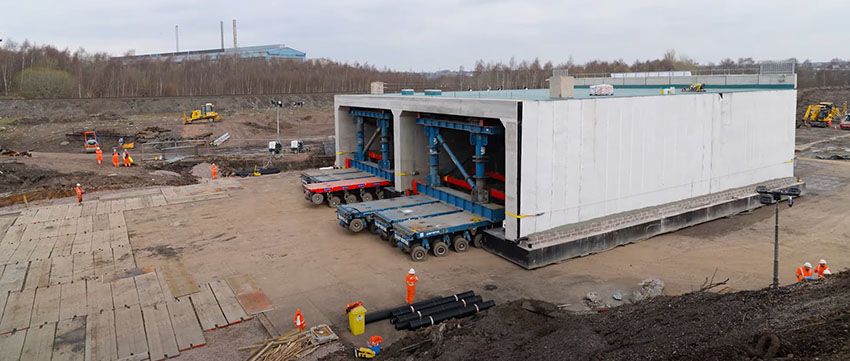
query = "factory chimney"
(220, 21, 224, 50)
(232, 19, 237, 49)
(175, 25, 179, 52)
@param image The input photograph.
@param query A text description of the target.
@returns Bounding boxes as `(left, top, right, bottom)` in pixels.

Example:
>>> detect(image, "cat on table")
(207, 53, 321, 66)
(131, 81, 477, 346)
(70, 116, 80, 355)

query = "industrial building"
(333, 69, 801, 269)
(118, 44, 306, 62)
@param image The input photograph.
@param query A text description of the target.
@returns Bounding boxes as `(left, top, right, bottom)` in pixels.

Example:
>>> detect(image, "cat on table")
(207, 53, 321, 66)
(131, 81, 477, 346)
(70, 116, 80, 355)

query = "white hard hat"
(408, 268, 415, 274)
(824, 269, 832, 275)
(804, 262, 812, 268)
(819, 259, 827, 265)
(96, 147, 100, 150)
(76, 183, 80, 187)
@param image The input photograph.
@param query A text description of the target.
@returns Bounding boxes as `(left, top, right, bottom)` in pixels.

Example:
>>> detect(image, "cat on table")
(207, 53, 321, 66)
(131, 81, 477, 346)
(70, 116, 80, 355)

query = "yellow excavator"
(183, 103, 221, 124)
(802, 102, 845, 128)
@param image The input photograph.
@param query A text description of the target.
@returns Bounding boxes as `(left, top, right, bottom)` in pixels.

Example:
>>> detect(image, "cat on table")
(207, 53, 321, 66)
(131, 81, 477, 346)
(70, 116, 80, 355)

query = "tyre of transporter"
(472, 233, 484, 248)
(432, 241, 449, 257)
(369, 221, 378, 234)
(328, 196, 342, 208)
(376, 189, 385, 199)
(452, 235, 469, 253)
(310, 193, 324, 205)
(380, 230, 389, 240)
(410, 245, 427, 262)
(361, 191, 374, 202)
(349, 218, 366, 233)
(344, 193, 358, 204)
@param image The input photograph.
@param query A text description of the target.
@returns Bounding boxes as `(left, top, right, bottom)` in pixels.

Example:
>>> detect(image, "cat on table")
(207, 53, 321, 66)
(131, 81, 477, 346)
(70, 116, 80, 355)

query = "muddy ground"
(323, 272, 850, 361)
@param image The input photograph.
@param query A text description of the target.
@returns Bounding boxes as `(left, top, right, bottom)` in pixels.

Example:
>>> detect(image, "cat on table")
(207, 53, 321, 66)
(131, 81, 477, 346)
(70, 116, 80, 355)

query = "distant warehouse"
(117, 44, 306, 62)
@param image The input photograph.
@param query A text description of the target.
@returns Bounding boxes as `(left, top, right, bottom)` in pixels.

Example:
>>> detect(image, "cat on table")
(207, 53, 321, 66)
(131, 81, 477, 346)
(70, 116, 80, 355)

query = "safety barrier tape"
(505, 211, 544, 219)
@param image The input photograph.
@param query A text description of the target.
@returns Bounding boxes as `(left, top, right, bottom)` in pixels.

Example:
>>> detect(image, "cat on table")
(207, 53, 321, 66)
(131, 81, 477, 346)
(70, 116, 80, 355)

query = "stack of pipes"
(364, 290, 495, 331)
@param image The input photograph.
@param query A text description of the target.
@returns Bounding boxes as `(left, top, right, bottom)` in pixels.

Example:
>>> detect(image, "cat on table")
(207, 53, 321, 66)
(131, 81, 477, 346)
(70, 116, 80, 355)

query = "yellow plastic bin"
(348, 305, 367, 336)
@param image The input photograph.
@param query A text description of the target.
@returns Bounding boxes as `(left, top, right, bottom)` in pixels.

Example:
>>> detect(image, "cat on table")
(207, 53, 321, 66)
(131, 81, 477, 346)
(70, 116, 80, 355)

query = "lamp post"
(756, 185, 801, 289)
(271, 100, 283, 143)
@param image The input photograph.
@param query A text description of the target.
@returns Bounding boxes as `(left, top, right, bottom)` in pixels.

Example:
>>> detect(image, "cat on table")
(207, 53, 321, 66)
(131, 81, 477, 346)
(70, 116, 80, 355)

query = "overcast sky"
(3, 0, 848, 71)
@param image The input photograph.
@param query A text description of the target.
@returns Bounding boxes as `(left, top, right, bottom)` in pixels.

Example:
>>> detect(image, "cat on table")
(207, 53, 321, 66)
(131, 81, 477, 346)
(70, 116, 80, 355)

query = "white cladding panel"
(519, 90, 795, 238)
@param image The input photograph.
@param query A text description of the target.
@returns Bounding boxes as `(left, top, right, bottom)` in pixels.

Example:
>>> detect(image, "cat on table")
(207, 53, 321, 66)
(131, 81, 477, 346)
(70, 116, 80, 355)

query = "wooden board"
(112, 246, 136, 272)
(1, 224, 25, 245)
(52, 234, 77, 258)
(141, 303, 179, 361)
(111, 277, 139, 308)
(48, 205, 70, 221)
(0, 262, 28, 311)
(85, 309, 117, 361)
(64, 204, 82, 220)
(10, 239, 38, 264)
(23, 259, 51, 290)
(95, 201, 111, 216)
(58, 218, 78, 238)
(58, 282, 87, 321)
(20, 322, 55, 361)
(40, 219, 62, 239)
(19, 222, 42, 242)
(30, 286, 60, 326)
(70, 233, 92, 255)
(86, 280, 113, 313)
(49, 256, 73, 286)
(0, 241, 20, 265)
(189, 284, 227, 331)
(52, 317, 86, 361)
(109, 228, 130, 248)
(134, 272, 164, 307)
(150, 194, 167, 207)
(0, 329, 26, 361)
(72, 253, 94, 281)
(124, 197, 143, 211)
(92, 213, 109, 232)
(139, 196, 153, 209)
(109, 200, 126, 214)
(160, 263, 197, 298)
(80, 201, 98, 218)
(108, 212, 126, 230)
(92, 249, 114, 279)
(29, 237, 57, 261)
(114, 304, 148, 359)
(89, 230, 110, 252)
(165, 296, 205, 351)
(13, 213, 34, 227)
(209, 280, 251, 325)
(33, 208, 52, 223)
(75, 216, 93, 235)
(0, 289, 36, 334)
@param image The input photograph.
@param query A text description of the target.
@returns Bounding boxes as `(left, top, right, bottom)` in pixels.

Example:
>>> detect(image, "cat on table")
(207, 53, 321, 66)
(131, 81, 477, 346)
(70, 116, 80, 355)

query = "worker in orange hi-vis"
(211, 163, 218, 179)
(405, 268, 419, 304)
(123, 149, 131, 167)
(95, 147, 103, 165)
(294, 309, 306, 332)
(74, 183, 83, 203)
(796, 262, 814, 282)
(814, 259, 832, 278)
(112, 149, 120, 168)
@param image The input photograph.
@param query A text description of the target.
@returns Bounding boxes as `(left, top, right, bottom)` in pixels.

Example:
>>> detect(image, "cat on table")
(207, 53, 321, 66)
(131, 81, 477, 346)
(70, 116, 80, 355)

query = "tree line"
(0, 41, 847, 99)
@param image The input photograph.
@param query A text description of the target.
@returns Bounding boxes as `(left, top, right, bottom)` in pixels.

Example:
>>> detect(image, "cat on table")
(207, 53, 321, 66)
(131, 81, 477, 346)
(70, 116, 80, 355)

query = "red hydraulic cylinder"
(443, 175, 505, 201)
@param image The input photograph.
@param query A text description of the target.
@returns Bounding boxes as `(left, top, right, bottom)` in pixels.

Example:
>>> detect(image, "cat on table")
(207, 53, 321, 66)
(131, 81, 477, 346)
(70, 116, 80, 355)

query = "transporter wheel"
(410, 245, 427, 262)
(328, 196, 342, 208)
(369, 221, 378, 234)
(376, 189, 386, 199)
(472, 233, 484, 248)
(361, 191, 374, 202)
(349, 218, 366, 233)
(452, 236, 469, 253)
(310, 193, 324, 205)
(344, 193, 359, 204)
(432, 241, 449, 257)
(380, 231, 389, 240)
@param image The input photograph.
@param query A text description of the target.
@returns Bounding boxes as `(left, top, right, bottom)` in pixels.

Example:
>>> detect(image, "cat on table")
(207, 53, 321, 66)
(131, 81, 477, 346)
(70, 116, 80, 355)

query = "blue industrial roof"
(118, 44, 305, 61)
(385, 85, 794, 101)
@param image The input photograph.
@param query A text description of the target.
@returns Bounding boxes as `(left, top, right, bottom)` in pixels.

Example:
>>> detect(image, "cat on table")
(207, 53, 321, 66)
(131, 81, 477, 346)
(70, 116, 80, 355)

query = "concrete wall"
(516, 90, 796, 238)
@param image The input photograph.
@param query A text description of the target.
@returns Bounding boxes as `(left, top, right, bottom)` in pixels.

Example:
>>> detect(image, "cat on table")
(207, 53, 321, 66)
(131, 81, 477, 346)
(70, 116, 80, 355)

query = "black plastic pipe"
(407, 300, 495, 331)
(389, 291, 475, 318)
(364, 291, 474, 324)
(394, 296, 483, 330)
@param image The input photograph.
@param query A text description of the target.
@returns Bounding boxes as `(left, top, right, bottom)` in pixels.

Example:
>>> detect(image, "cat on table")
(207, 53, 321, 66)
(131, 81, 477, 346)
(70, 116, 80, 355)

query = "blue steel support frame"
(470, 133, 489, 203)
(426, 126, 441, 186)
(416, 182, 505, 222)
(354, 116, 364, 161)
(350, 159, 394, 181)
(435, 133, 474, 188)
(379, 118, 391, 169)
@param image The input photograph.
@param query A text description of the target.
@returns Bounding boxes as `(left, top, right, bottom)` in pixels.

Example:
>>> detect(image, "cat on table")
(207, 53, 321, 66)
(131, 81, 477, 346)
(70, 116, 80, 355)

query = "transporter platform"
(336, 195, 439, 233)
(483, 178, 805, 269)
